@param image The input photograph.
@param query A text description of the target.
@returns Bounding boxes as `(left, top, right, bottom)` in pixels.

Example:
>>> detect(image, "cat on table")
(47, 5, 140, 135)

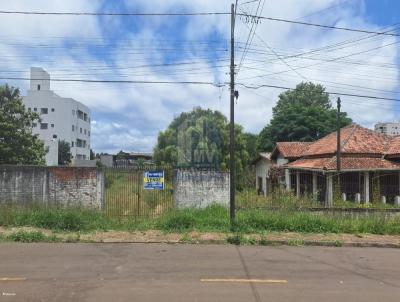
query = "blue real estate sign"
(143, 171, 164, 190)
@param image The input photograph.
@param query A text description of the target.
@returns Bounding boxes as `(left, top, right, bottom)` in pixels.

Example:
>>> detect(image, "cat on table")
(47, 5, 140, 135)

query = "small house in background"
(255, 124, 400, 206)
(253, 153, 272, 196)
(253, 142, 311, 196)
(284, 124, 400, 205)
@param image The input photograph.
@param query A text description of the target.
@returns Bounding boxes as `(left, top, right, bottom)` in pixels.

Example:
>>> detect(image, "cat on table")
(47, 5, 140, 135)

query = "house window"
(51, 124, 54, 128)
(51, 108, 55, 112)
(37, 84, 40, 91)
(40, 123, 48, 130)
(41, 108, 48, 114)
(72, 125, 75, 131)
(53, 134, 57, 139)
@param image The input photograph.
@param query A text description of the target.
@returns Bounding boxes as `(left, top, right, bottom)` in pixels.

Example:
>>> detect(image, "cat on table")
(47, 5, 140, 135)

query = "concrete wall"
(173, 169, 229, 208)
(0, 166, 104, 209)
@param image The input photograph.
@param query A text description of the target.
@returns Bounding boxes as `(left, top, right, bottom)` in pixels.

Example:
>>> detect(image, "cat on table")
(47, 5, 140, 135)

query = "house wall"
(22, 67, 91, 165)
(255, 158, 270, 196)
(0, 166, 104, 209)
(276, 154, 289, 166)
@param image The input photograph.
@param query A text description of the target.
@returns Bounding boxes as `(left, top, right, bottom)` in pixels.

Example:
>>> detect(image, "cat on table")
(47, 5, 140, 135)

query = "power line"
(0, 77, 225, 87)
(2, 9, 399, 37)
(239, 39, 400, 81)
(236, 1, 266, 74)
(0, 10, 229, 16)
(237, 83, 400, 102)
(237, 13, 400, 37)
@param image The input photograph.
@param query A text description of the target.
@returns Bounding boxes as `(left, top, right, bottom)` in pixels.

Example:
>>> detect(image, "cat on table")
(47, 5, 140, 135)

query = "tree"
(0, 84, 46, 165)
(90, 149, 95, 160)
(153, 107, 250, 184)
(58, 140, 72, 166)
(257, 82, 352, 151)
(243, 132, 258, 162)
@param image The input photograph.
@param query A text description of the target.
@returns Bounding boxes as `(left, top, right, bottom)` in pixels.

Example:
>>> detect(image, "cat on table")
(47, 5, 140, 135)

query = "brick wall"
(173, 169, 229, 208)
(0, 166, 104, 209)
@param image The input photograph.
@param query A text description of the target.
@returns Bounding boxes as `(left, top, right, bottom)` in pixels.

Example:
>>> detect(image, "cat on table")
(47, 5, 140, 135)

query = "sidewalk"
(1, 227, 400, 247)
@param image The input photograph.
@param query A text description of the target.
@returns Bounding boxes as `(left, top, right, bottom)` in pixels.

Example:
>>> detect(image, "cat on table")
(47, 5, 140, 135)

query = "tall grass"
(1, 204, 400, 235)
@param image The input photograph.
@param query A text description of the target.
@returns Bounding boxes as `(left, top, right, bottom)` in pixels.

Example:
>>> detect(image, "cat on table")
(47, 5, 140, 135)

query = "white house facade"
(23, 67, 91, 165)
(254, 153, 272, 197)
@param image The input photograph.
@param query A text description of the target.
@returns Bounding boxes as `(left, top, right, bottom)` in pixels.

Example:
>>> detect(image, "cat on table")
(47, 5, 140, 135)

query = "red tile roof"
(274, 142, 312, 159)
(303, 124, 389, 157)
(279, 124, 400, 171)
(387, 136, 400, 157)
(287, 156, 400, 171)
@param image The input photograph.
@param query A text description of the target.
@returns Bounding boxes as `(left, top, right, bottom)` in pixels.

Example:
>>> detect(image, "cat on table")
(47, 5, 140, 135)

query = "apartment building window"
(72, 110, 75, 116)
(37, 84, 40, 91)
(77, 110, 84, 120)
(72, 125, 75, 131)
(84, 129, 87, 135)
(51, 108, 55, 112)
(71, 141, 74, 147)
(83, 113, 88, 122)
(41, 108, 48, 114)
(28, 107, 31, 111)
(76, 139, 87, 148)
(32, 123, 37, 128)
(88, 131, 90, 137)
(40, 123, 48, 130)
(51, 124, 54, 128)
(53, 134, 57, 139)
(34, 108, 37, 112)
(80, 128, 82, 134)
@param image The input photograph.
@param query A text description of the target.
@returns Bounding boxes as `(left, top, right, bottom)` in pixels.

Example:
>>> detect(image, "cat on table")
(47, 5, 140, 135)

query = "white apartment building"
(23, 67, 91, 166)
(375, 122, 400, 136)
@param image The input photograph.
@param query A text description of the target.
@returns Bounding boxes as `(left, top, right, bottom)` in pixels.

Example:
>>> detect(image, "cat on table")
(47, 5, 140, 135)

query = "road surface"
(0, 243, 399, 301)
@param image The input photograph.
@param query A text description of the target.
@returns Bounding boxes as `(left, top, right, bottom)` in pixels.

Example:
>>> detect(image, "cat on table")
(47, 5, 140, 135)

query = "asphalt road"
(0, 243, 399, 302)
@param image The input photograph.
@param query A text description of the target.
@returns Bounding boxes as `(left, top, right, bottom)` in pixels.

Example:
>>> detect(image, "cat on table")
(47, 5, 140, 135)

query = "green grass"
(0, 230, 60, 243)
(1, 204, 400, 235)
(237, 189, 400, 210)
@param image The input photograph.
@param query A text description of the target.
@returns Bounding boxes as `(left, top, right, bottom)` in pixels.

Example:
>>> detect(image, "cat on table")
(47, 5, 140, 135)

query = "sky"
(0, 0, 399, 154)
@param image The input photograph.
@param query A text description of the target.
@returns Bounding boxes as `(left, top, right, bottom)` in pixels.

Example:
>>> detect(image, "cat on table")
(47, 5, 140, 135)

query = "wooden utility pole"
(229, 2, 236, 224)
(336, 97, 341, 171)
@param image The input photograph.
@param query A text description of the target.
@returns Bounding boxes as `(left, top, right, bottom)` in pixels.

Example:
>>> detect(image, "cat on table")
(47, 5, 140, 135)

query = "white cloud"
(0, 0, 399, 153)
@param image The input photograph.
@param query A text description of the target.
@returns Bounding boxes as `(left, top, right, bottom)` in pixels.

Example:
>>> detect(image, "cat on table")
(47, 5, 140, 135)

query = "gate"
(104, 166, 173, 218)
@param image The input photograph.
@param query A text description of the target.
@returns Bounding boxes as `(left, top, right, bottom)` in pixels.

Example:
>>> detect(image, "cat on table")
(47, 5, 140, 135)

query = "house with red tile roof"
(253, 142, 311, 196)
(281, 124, 400, 205)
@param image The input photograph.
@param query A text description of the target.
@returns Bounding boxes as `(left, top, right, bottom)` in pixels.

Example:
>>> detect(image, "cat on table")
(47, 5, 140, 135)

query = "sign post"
(143, 171, 165, 190)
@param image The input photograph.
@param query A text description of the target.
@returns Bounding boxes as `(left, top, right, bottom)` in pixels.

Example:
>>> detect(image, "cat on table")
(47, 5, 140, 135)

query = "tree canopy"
(154, 107, 250, 181)
(0, 84, 46, 165)
(257, 82, 352, 151)
(58, 140, 72, 166)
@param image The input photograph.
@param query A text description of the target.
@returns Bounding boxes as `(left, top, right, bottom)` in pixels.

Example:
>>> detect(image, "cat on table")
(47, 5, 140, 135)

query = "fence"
(237, 168, 400, 209)
(104, 166, 173, 218)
